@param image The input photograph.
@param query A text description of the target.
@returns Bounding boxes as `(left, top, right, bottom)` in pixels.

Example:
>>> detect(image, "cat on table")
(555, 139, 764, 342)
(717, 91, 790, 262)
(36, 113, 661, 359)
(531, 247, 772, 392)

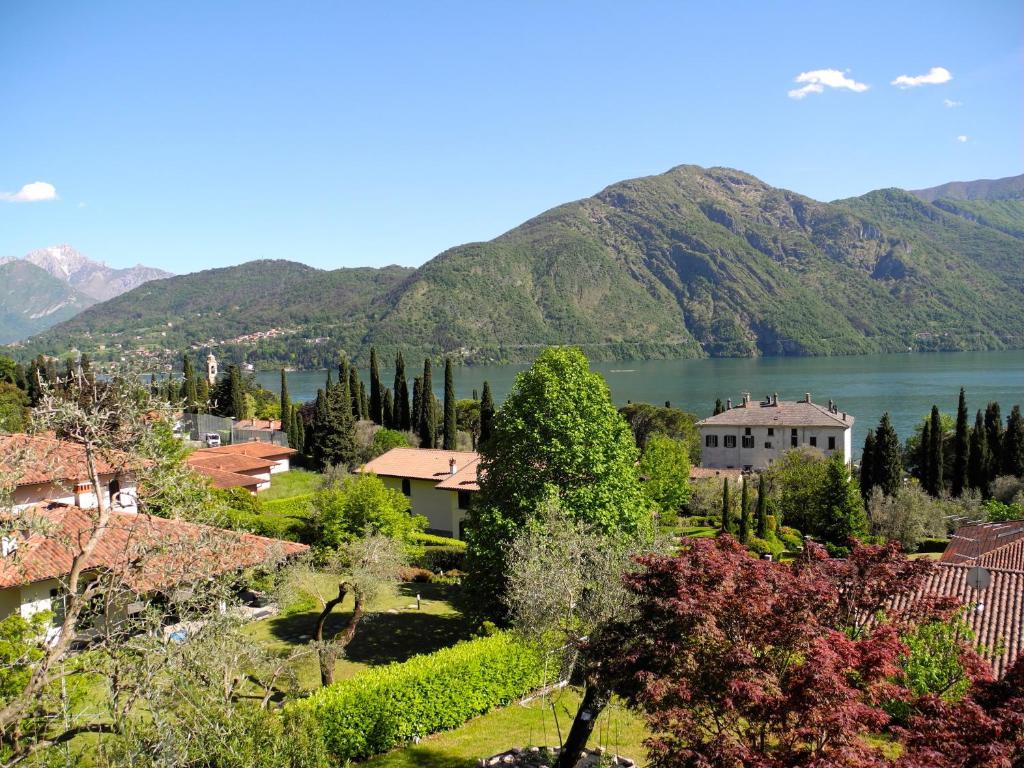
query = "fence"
(178, 413, 288, 447)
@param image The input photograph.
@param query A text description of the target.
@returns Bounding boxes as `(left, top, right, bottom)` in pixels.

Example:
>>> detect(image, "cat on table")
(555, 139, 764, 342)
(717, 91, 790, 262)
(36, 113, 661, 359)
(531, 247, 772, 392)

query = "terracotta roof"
(690, 467, 745, 481)
(186, 453, 276, 473)
(888, 562, 1024, 679)
(191, 442, 296, 460)
(235, 419, 282, 431)
(192, 466, 263, 490)
(0, 434, 133, 487)
(941, 520, 1024, 567)
(359, 448, 480, 484)
(435, 458, 482, 492)
(0, 503, 306, 593)
(696, 399, 854, 428)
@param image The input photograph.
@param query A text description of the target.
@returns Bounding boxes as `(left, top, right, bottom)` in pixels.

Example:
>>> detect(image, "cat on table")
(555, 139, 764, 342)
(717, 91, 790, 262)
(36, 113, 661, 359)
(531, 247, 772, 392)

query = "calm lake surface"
(258, 350, 1024, 453)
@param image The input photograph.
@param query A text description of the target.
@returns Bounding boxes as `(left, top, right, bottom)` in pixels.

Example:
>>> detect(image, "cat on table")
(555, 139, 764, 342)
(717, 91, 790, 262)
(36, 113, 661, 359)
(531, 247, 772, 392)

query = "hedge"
(409, 531, 467, 549)
(285, 632, 544, 762)
(412, 545, 466, 573)
(261, 494, 314, 519)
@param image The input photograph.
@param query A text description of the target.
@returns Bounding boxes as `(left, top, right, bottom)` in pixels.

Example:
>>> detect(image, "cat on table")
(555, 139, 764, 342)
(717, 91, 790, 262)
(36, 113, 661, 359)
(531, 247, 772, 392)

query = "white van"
(204, 433, 222, 448)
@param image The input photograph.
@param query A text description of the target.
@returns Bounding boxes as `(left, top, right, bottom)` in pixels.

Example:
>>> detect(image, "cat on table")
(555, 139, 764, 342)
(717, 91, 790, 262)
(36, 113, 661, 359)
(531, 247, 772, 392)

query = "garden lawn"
(362, 688, 650, 768)
(260, 468, 322, 500)
(245, 580, 475, 690)
(678, 525, 717, 539)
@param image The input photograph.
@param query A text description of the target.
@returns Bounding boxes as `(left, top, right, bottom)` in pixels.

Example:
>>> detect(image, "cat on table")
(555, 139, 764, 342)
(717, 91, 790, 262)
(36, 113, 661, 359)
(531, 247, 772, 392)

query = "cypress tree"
(928, 405, 944, 496)
(739, 476, 750, 544)
(382, 388, 394, 429)
(755, 473, 768, 539)
(368, 347, 383, 425)
(480, 381, 495, 444)
(860, 430, 876, 500)
(348, 366, 361, 418)
(183, 355, 198, 411)
(419, 359, 436, 448)
(952, 387, 969, 497)
(1003, 405, 1024, 478)
(714, 398, 725, 415)
(873, 412, 902, 497)
(472, 388, 479, 401)
(196, 375, 209, 412)
(919, 418, 932, 492)
(279, 369, 290, 428)
(294, 406, 305, 455)
(394, 352, 410, 431)
(229, 365, 245, 420)
(443, 357, 457, 450)
(967, 410, 989, 493)
(358, 378, 368, 420)
(984, 402, 1003, 482)
(412, 376, 423, 435)
(720, 478, 733, 535)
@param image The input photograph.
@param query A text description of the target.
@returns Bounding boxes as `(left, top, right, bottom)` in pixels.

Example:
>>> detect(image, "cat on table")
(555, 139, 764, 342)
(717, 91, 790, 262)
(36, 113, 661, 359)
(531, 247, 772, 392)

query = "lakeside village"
(0, 346, 1022, 767)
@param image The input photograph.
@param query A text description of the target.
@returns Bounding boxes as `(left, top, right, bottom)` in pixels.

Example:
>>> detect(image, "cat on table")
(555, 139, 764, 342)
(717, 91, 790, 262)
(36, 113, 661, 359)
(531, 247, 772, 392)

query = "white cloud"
(0, 181, 58, 202)
(788, 69, 870, 99)
(891, 66, 953, 89)
(77, 202, 87, 209)
(943, 98, 962, 108)
(956, 135, 969, 143)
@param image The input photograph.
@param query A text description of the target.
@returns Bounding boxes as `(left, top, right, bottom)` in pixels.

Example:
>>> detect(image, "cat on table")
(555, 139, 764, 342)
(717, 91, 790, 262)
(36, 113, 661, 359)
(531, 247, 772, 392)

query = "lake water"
(257, 350, 1024, 453)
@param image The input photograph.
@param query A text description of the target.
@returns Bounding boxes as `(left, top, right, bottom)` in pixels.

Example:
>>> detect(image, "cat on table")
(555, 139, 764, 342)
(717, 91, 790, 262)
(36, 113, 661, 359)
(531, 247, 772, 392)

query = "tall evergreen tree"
(927, 405, 944, 496)
(229, 365, 245, 420)
(443, 357, 457, 450)
(720, 478, 733, 535)
(755, 473, 768, 539)
(818, 453, 867, 553)
(196, 374, 209, 412)
(952, 388, 970, 497)
(368, 347, 383, 425)
(967, 410, 989, 493)
(919, 418, 932, 493)
(279, 368, 290, 428)
(182, 354, 198, 411)
(739, 477, 750, 544)
(419, 359, 436, 448)
(382, 388, 394, 430)
(358, 378, 368, 420)
(873, 412, 902, 497)
(348, 366, 360, 419)
(479, 381, 495, 444)
(293, 405, 305, 454)
(859, 430, 876, 500)
(411, 376, 422, 435)
(393, 352, 410, 431)
(315, 374, 358, 469)
(984, 402, 1004, 482)
(713, 398, 725, 415)
(1003, 404, 1024, 478)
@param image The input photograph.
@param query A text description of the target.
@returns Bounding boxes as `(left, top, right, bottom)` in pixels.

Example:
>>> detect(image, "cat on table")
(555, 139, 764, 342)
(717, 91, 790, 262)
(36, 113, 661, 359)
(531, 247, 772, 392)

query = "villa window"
(741, 436, 754, 448)
(764, 441, 772, 449)
(768, 428, 774, 436)
(401, 478, 411, 496)
(791, 428, 798, 448)
(809, 436, 817, 448)
(828, 436, 837, 450)
(724, 435, 737, 448)
(705, 435, 718, 448)
(457, 491, 472, 510)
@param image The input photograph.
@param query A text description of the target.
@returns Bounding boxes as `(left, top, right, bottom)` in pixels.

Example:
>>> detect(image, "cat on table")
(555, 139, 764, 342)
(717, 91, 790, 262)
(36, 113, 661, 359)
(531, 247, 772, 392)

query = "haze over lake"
(258, 350, 1024, 451)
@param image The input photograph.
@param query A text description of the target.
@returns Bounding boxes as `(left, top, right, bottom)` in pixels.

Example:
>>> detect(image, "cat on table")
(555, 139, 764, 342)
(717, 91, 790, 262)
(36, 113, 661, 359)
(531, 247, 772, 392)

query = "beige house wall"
(380, 476, 470, 539)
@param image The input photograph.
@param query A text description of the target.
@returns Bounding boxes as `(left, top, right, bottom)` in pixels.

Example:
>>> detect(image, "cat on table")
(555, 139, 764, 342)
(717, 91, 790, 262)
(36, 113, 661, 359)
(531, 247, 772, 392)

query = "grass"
(678, 525, 717, 539)
(363, 689, 650, 768)
(259, 468, 323, 500)
(244, 580, 475, 690)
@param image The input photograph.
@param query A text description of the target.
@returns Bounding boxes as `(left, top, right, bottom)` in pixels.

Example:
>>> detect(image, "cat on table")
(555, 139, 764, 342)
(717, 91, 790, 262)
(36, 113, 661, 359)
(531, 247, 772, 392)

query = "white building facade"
(697, 393, 854, 471)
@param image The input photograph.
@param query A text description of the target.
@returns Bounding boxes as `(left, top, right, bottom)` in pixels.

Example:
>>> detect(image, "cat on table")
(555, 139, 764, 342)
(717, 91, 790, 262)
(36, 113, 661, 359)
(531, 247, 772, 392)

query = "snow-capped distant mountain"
(19, 245, 173, 302)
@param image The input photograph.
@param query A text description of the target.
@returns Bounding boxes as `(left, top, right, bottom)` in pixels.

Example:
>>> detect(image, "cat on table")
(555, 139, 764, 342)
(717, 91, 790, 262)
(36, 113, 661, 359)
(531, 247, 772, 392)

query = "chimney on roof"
(726, 398, 732, 410)
(804, 392, 811, 403)
(742, 392, 751, 407)
(828, 399, 834, 411)
(74, 481, 97, 510)
(449, 458, 457, 475)
(772, 392, 778, 406)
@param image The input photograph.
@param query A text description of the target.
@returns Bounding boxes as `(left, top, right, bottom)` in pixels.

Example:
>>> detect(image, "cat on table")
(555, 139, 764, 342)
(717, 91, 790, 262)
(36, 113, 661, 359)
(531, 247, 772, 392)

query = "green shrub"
(286, 632, 544, 762)
(225, 509, 308, 542)
(261, 494, 313, 519)
(410, 531, 467, 549)
(413, 545, 466, 572)
(777, 526, 803, 551)
(747, 536, 784, 559)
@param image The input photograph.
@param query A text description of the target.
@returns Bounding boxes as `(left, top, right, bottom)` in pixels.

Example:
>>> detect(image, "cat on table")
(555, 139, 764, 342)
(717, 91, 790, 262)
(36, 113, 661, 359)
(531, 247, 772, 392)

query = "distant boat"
(609, 369, 636, 373)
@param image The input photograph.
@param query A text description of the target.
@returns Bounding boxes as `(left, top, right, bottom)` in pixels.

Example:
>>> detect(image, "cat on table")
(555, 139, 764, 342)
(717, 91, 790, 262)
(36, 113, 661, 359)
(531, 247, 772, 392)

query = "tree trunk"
(555, 680, 610, 768)
(314, 582, 366, 688)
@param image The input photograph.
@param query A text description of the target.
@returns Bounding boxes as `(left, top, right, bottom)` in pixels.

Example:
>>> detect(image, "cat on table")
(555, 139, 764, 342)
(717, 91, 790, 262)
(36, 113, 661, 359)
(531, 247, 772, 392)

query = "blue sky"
(1, 1, 1021, 274)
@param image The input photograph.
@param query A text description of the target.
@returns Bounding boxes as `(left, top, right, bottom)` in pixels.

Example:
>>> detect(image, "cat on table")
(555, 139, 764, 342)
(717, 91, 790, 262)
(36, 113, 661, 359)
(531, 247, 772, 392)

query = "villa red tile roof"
(888, 562, 1024, 679)
(0, 434, 134, 487)
(435, 459, 482, 492)
(193, 467, 263, 491)
(941, 520, 1024, 568)
(689, 467, 745, 481)
(187, 453, 276, 474)
(696, 399, 854, 428)
(235, 419, 283, 431)
(360, 448, 480, 484)
(0, 503, 306, 592)
(191, 442, 296, 460)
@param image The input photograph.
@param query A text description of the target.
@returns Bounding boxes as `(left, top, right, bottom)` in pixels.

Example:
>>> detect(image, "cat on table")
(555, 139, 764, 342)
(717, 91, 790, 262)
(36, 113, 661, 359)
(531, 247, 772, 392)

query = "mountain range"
(0, 246, 172, 343)
(9, 167, 1024, 367)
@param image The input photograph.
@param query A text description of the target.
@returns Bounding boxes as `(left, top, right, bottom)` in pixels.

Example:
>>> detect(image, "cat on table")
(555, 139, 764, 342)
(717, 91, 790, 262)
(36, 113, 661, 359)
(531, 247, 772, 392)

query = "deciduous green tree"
(638, 434, 691, 526)
(311, 472, 425, 548)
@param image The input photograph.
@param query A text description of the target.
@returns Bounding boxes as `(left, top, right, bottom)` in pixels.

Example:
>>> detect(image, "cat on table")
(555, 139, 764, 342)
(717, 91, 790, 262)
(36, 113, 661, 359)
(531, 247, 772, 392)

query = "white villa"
(359, 448, 479, 540)
(696, 392, 854, 471)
